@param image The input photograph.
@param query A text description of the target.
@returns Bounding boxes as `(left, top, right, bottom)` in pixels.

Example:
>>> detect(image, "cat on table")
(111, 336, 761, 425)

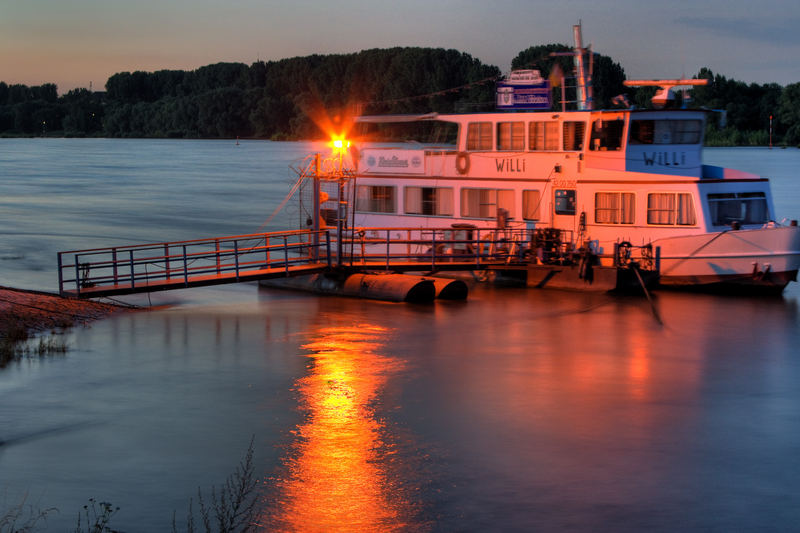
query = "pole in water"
(632, 264, 662, 325)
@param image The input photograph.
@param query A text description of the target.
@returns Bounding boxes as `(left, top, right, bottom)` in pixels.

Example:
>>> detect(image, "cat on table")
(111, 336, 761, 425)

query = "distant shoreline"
(0, 132, 795, 149)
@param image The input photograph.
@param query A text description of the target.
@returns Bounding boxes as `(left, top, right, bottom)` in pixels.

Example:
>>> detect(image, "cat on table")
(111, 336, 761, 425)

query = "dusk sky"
(2, 0, 799, 93)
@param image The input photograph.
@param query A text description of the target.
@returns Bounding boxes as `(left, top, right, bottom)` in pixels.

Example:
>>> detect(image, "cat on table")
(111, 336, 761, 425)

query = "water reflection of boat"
(264, 324, 418, 531)
(310, 25, 800, 294)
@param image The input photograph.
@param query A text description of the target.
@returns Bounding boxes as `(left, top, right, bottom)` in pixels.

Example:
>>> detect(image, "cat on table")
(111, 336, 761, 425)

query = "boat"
(303, 25, 800, 294)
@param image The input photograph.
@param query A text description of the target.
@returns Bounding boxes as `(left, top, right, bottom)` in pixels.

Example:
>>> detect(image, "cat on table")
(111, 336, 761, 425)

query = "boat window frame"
(497, 121, 525, 151)
(460, 187, 515, 219)
(529, 121, 560, 151)
(707, 191, 770, 226)
(355, 184, 397, 214)
(522, 189, 543, 220)
(594, 191, 635, 225)
(646, 191, 697, 226)
(562, 121, 586, 151)
(403, 185, 454, 217)
(589, 119, 625, 151)
(629, 119, 703, 145)
(554, 189, 577, 215)
(466, 122, 493, 151)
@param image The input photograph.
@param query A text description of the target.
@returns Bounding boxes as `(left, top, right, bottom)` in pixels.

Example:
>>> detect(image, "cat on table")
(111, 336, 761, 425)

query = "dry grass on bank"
(1, 286, 131, 366)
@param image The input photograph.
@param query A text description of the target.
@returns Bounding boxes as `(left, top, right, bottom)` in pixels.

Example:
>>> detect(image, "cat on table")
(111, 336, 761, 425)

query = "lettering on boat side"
(553, 180, 577, 188)
(643, 151, 687, 167)
(495, 158, 527, 173)
(378, 156, 407, 168)
(363, 150, 425, 174)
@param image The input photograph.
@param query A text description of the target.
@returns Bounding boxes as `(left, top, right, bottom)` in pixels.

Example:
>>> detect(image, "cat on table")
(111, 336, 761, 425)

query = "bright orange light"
(331, 137, 351, 150)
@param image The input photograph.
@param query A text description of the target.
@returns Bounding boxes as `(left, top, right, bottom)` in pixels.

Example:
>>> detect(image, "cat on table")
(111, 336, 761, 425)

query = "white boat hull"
(653, 225, 800, 292)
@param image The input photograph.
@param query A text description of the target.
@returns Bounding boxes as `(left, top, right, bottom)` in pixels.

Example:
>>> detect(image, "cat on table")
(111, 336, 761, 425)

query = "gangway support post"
(283, 236, 289, 276)
(234, 240, 240, 281)
(182, 245, 188, 286)
(129, 250, 135, 289)
(164, 244, 171, 280)
(312, 153, 320, 262)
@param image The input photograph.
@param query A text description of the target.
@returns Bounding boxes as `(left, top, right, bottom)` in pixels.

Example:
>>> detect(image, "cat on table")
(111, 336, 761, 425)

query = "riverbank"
(0, 286, 131, 365)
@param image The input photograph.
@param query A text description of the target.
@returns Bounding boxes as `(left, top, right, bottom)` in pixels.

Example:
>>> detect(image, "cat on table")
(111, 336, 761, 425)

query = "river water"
(1, 140, 800, 532)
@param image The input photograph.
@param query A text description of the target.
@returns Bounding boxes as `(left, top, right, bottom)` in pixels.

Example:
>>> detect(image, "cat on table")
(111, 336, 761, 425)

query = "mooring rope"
(256, 173, 305, 232)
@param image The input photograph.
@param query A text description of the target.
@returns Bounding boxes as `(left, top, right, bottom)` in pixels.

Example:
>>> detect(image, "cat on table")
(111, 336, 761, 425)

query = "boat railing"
(527, 227, 657, 271)
(333, 226, 532, 268)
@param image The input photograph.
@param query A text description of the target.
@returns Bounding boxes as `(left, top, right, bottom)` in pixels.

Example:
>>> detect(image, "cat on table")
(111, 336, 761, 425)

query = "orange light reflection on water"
(266, 324, 412, 532)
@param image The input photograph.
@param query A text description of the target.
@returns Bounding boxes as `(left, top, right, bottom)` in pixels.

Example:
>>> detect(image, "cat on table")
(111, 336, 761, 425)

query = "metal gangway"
(57, 227, 524, 298)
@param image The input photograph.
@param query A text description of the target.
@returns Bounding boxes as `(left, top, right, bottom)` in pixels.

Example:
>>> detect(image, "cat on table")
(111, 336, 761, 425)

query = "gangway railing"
(57, 226, 537, 298)
(58, 230, 332, 297)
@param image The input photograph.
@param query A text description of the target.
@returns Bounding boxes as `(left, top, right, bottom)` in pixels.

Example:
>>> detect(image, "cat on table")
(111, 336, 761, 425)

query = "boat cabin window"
(461, 188, 515, 219)
(595, 192, 635, 224)
(589, 119, 624, 151)
(356, 185, 396, 213)
(629, 119, 703, 145)
(647, 192, 696, 225)
(707, 192, 769, 226)
(497, 122, 525, 151)
(522, 190, 542, 220)
(562, 122, 585, 151)
(466, 122, 493, 151)
(529, 122, 559, 151)
(404, 186, 453, 216)
(554, 189, 577, 215)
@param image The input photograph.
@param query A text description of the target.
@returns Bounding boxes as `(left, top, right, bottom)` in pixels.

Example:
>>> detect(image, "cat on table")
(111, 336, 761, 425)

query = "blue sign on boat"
(496, 70, 551, 110)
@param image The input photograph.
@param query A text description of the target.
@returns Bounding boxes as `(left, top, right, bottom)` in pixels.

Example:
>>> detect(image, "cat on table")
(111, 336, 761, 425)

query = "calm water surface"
(2, 140, 800, 531)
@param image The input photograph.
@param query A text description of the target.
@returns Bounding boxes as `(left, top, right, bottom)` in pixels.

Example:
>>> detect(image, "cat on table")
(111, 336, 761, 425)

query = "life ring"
(455, 152, 470, 175)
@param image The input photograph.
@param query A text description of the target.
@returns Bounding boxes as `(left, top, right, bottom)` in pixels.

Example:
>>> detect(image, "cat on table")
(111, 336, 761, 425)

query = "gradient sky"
(1, 0, 799, 94)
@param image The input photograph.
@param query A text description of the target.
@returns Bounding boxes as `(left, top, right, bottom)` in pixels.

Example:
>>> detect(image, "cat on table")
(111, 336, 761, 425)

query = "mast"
(573, 23, 592, 110)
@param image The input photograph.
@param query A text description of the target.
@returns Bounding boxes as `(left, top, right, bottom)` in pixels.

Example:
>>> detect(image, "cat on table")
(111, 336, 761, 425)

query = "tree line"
(1, 45, 798, 146)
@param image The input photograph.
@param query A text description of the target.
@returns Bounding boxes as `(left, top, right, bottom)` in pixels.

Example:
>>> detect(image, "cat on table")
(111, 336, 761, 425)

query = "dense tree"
(0, 47, 798, 144)
(61, 88, 104, 135)
(778, 83, 800, 145)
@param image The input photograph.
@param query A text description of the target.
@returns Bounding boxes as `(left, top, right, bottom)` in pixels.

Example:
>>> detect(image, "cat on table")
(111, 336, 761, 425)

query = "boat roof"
(355, 108, 707, 124)
(355, 113, 441, 123)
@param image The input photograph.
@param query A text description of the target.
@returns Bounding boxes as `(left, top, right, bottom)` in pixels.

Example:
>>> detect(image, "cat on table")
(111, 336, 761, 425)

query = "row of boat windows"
(465, 119, 703, 152)
(354, 186, 767, 226)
